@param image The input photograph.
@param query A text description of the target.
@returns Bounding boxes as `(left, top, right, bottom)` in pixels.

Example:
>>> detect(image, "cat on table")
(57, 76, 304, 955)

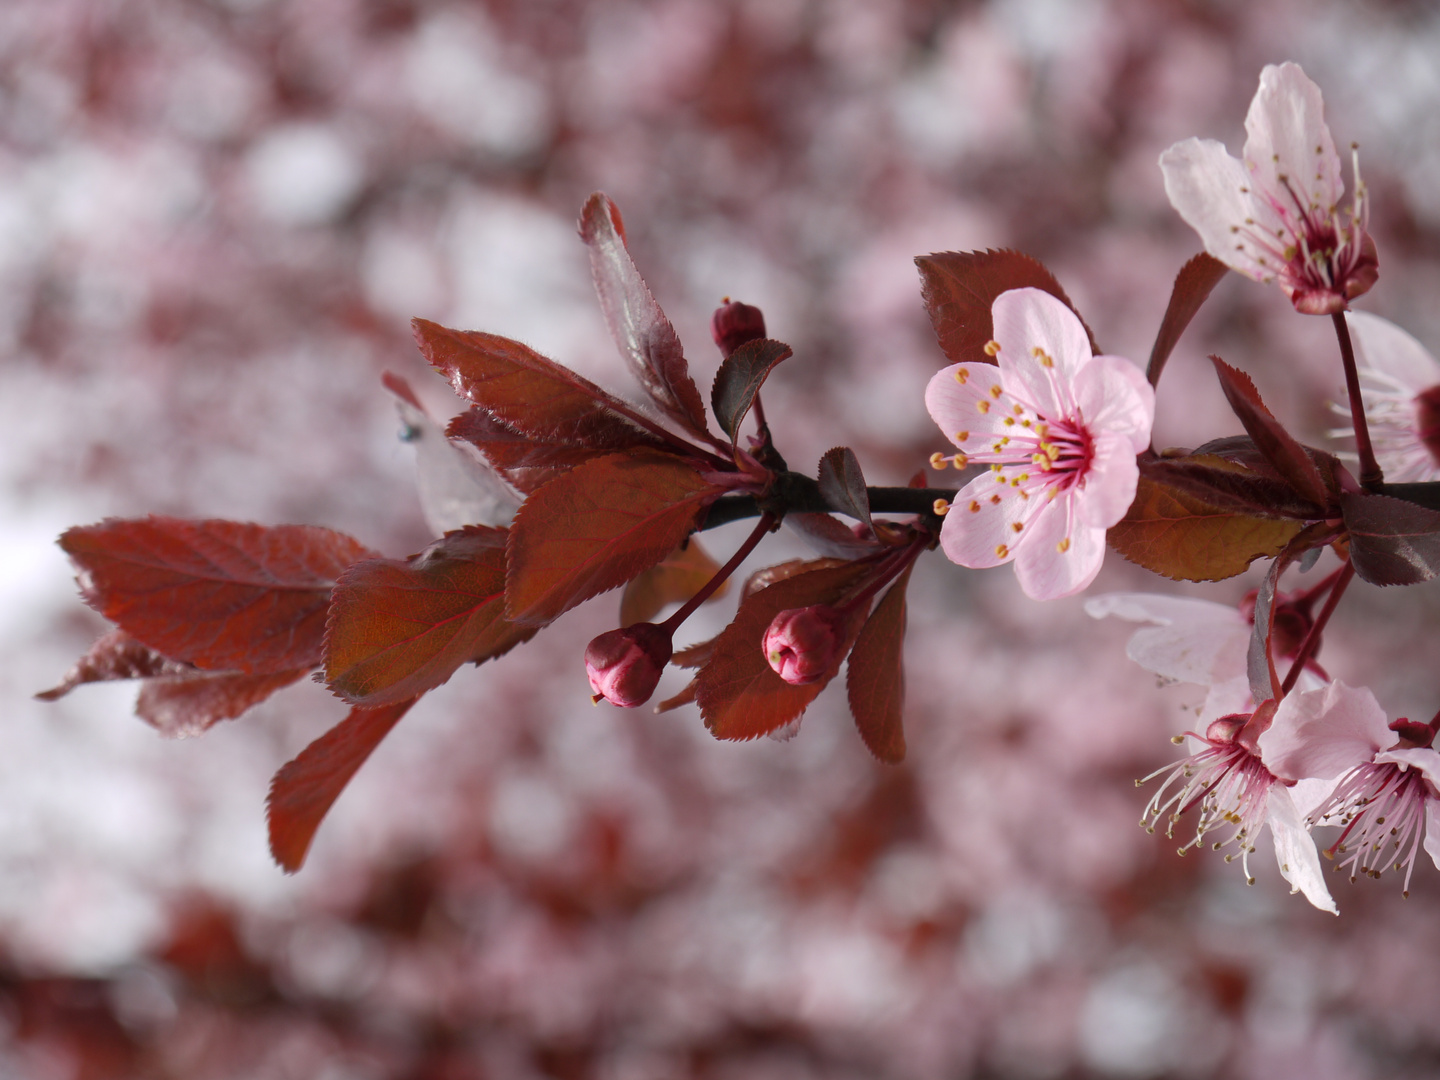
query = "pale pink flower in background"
(1329, 311, 1440, 482)
(925, 288, 1153, 601)
(1260, 682, 1440, 896)
(1160, 61, 1377, 315)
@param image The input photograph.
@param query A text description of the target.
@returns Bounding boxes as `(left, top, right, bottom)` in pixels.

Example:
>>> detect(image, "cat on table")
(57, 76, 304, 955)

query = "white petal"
(1243, 62, 1344, 222)
(1160, 138, 1272, 281)
(1073, 433, 1139, 529)
(1199, 675, 1256, 727)
(1258, 681, 1392, 782)
(924, 364, 1013, 447)
(1084, 592, 1244, 629)
(1012, 495, 1105, 599)
(392, 392, 520, 535)
(1266, 785, 1338, 914)
(1128, 622, 1248, 689)
(992, 288, 1092, 418)
(939, 473, 1039, 569)
(1348, 311, 1440, 395)
(1072, 353, 1154, 453)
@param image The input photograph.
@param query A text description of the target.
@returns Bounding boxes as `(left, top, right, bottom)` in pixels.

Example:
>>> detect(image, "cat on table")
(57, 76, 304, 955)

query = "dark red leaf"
(579, 193, 711, 436)
(1341, 491, 1440, 586)
(817, 447, 872, 527)
(506, 449, 722, 625)
(915, 249, 1097, 367)
(1146, 253, 1228, 388)
(137, 668, 309, 738)
(846, 564, 911, 764)
(1138, 454, 1323, 520)
(445, 407, 660, 495)
(619, 537, 725, 626)
(59, 518, 375, 674)
(1209, 357, 1330, 508)
(695, 560, 873, 741)
(710, 338, 792, 442)
(37, 629, 189, 700)
(267, 698, 417, 872)
(324, 526, 538, 707)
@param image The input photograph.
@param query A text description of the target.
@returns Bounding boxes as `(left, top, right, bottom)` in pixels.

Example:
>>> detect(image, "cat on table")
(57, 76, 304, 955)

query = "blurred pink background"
(8, 0, 1440, 1076)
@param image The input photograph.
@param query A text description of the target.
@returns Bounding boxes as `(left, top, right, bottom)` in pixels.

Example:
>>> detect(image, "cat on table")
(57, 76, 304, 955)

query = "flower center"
(1314, 762, 1433, 896)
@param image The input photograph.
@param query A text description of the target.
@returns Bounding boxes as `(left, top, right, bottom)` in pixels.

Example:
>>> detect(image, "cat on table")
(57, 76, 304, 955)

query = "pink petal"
(1243, 62, 1344, 224)
(1258, 681, 1392, 782)
(1200, 674, 1254, 726)
(1083, 592, 1244, 630)
(938, 473, 1040, 569)
(1160, 138, 1271, 281)
(1425, 799, 1440, 873)
(1072, 433, 1139, 529)
(1374, 747, 1440, 790)
(1266, 785, 1338, 914)
(992, 288, 1092, 418)
(1348, 311, 1440, 395)
(924, 364, 1014, 448)
(1012, 495, 1105, 600)
(1071, 354, 1154, 453)
(1127, 620, 1245, 689)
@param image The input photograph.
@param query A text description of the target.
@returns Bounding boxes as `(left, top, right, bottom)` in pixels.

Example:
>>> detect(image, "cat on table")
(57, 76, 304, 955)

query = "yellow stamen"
(952, 453, 968, 468)
(977, 400, 990, 414)
(1057, 537, 1071, 553)
(989, 494, 1001, 505)
(933, 499, 950, 516)
(929, 452, 948, 470)
(989, 384, 1003, 399)
(1003, 417, 1015, 427)
(955, 368, 969, 384)
(983, 339, 1001, 356)
(995, 543, 1009, 557)
(1011, 522, 1023, 533)
(968, 500, 980, 513)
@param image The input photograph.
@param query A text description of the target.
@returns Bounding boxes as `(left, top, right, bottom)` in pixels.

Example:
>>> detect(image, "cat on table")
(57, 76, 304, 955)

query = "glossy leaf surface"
(846, 565, 911, 764)
(1341, 491, 1440, 586)
(710, 338, 792, 442)
(1146, 253, 1228, 388)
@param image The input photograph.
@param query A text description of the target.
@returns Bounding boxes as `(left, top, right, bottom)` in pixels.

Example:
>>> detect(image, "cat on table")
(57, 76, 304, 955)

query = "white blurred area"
(5, 0, 1440, 1075)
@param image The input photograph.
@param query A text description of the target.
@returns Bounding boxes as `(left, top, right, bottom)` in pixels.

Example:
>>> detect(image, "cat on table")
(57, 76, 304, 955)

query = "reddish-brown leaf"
(59, 518, 376, 674)
(710, 338, 792, 442)
(1341, 491, 1440, 586)
(414, 318, 665, 450)
(138, 668, 309, 738)
(579, 193, 710, 435)
(619, 537, 725, 626)
(1108, 475, 1303, 582)
(916, 249, 1098, 367)
(506, 449, 722, 625)
(446, 407, 661, 495)
(267, 698, 417, 872)
(1210, 357, 1330, 508)
(818, 447, 872, 527)
(1146, 253, 1228, 389)
(696, 560, 874, 741)
(324, 527, 538, 707)
(846, 565, 911, 764)
(37, 629, 189, 700)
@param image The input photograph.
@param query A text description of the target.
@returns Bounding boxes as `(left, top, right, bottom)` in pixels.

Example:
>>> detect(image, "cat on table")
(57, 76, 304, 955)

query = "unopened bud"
(763, 605, 849, 685)
(711, 299, 766, 356)
(585, 623, 673, 708)
(1389, 716, 1438, 749)
(1205, 714, 1248, 745)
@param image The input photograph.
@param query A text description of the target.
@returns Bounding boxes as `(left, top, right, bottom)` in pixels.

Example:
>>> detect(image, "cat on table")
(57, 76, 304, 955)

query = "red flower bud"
(1240, 588, 1315, 663)
(585, 623, 673, 708)
(763, 605, 849, 686)
(710, 300, 766, 356)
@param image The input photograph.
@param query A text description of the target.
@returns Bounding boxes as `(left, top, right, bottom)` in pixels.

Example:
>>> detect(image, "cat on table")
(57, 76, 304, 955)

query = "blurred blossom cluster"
(14, 0, 1440, 1077)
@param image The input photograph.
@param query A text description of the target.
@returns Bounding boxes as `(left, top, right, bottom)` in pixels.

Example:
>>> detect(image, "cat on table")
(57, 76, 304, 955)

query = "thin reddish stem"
(836, 537, 926, 613)
(1280, 561, 1355, 696)
(659, 512, 777, 633)
(1295, 562, 1347, 607)
(1333, 312, 1383, 490)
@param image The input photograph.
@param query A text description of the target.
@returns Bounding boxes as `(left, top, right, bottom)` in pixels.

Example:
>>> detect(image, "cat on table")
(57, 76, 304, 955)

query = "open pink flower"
(1259, 682, 1440, 896)
(1330, 311, 1440, 482)
(925, 288, 1153, 600)
(1160, 62, 1377, 315)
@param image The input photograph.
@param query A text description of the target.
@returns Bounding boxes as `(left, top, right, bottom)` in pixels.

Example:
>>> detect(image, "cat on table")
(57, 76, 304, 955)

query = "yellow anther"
(1021, 418, 1032, 428)
(933, 499, 950, 516)
(954, 430, 968, 442)
(977, 400, 990, 414)
(991, 463, 1003, 475)
(1056, 537, 1071, 553)
(929, 451, 948, 470)
(1003, 417, 1015, 427)
(968, 500, 980, 513)
(1011, 522, 1023, 533)
(1017, 473, 1028, 482)
(989, 494, 1001, 505)
(989, 384, 1003, 399)
(955, 368, 969, 384)
(952, 452, 968, 468)
(983, 339, 1001, 356)
(994, 543, 1009, 558)
(1170, 735, 1185, 745)
(1045, 444, 1060, 461)
(1012, 404, 1023, 415)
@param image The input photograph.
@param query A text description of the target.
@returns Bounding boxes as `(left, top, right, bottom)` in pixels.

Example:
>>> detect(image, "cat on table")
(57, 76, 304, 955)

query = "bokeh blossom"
(924, 288, 1153, 600)
(1330, 311, 1440, 481)
(1161, 61, 1377, 315)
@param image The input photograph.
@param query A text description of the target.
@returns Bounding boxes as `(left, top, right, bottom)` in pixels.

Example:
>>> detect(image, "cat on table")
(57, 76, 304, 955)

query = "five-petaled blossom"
(1259, 682, 1440, 896)
(1160, 61, 1377, 315)
(924, 288, 1154, 601)
(1329, 311, 1440, 482)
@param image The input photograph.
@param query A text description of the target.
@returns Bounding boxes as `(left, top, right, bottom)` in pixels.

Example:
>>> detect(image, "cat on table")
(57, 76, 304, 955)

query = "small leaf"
(817, 447, 872, 527)
(1341, 491, 1440, 586)
(916, 249, 1097, 367)
(846, 564, 912, 764)
(59, 518, 376, 674)
(695, 560, 873, 741)
(1210, 357, 1329, 508)
(619, 537, 725, 625)
(37, 629, 189, 700)
(506, 449, 722, 625)
(324, 527, 538, 707)
(579, 193, 710, 435)
(267, 698, 417, 872)
(784, 514, 883, 559)
(1146, 253, 1228, 388)
(137, 668, 309, 738)
(710, 338, 792, 442)
(1108, 475, 1304, 582)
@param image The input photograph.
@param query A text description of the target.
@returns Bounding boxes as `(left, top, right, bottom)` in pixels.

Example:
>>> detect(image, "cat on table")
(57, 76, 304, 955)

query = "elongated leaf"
(579, 193, 710, 435)
(267, 698, 417, 872)
(1245, 522, 1334, 702)
(506, 449, 721, 625)
(817, 447, 872, 527)
(324, 527, 538, 707)
(37, 629, 189, 700)
(1341, 491, 1440, 586)
(1210, 357, 1329, 508)
(414, 319, 664, 450)
(710, 338, 792, 442)
(138, 668, 309, 738)
(1146, 253, 1228, 388)
(1108, 476, 1304, 582)
(916, 249, 1097, 367)
(696, 560, 873, 741)
(60, 518, 375, 674)
(619, 537, 725, 625)
(1137, 454, 1322, 521)
(846, 564, 912, 764)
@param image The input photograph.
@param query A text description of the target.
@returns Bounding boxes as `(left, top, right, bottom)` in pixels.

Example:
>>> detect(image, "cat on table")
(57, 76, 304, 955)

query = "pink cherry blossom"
(924, 288, 1153, 600)
(1260, 681, 1440, 896)
(1160, 62, 1377, 315)
(1329, 311, 1440, 482)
